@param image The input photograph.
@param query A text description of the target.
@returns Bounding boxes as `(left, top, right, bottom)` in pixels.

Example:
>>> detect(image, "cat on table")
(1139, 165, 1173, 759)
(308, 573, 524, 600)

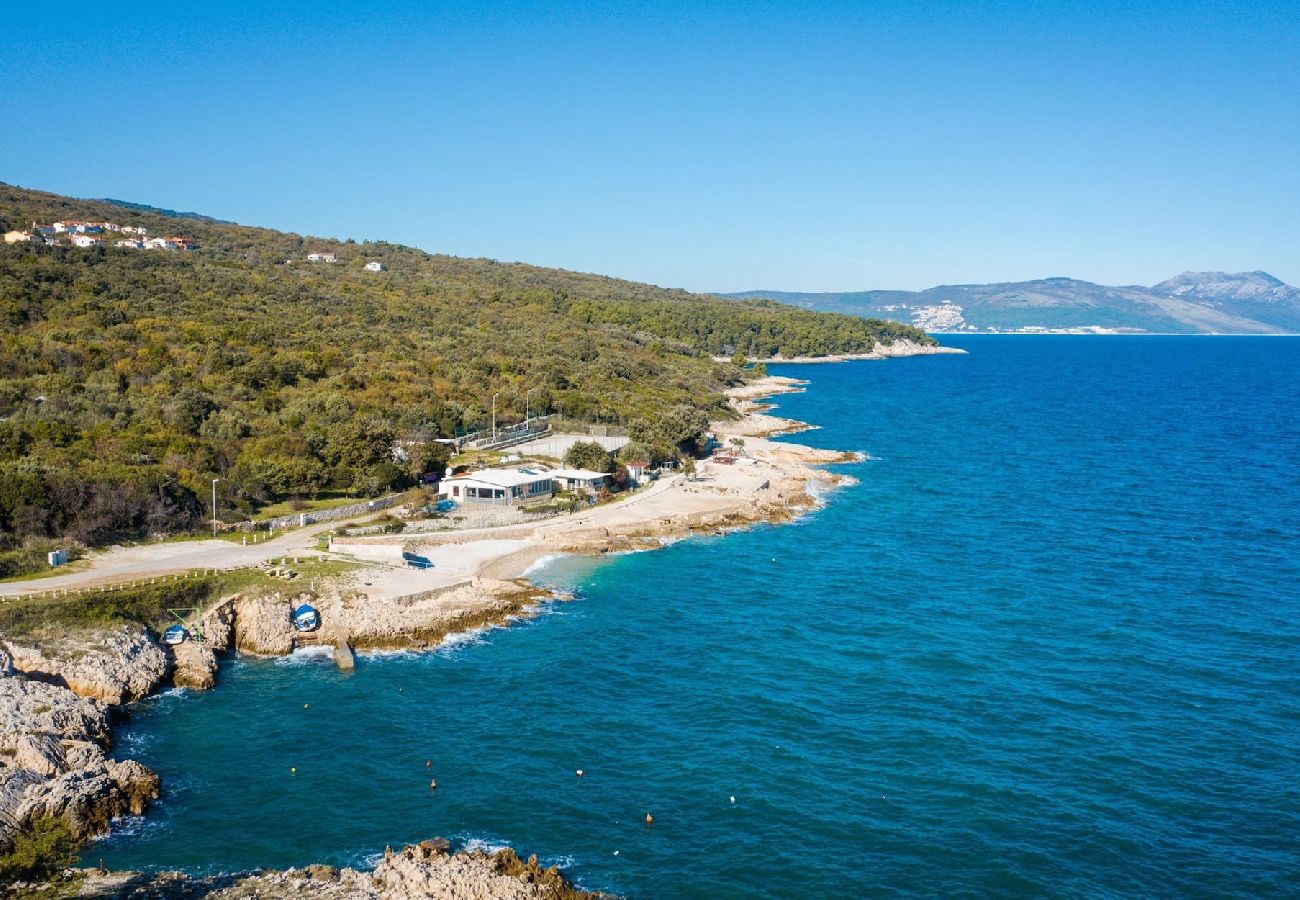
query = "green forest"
(0, 183, 933, 566)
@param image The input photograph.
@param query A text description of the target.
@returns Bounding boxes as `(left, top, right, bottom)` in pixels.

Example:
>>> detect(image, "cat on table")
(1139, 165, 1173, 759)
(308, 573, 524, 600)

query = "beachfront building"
(364, 261, 385, 272)
(549, 468, 609, 494)
(623, 461, 649, 484)
(307, 251, 337, 262)
(438, 467, 555, 506)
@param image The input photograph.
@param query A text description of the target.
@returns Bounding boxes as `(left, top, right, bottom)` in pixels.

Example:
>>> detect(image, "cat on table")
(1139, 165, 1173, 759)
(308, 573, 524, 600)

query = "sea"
(97, 336, 1300, 897)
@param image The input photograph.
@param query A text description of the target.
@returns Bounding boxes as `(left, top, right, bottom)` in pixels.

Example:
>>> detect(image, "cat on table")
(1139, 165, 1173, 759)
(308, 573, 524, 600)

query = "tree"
(617, 440, 653, 463)
(0, 816, 80, 886)
(564, 440, 613, 473)
(682, 457, 697, 480)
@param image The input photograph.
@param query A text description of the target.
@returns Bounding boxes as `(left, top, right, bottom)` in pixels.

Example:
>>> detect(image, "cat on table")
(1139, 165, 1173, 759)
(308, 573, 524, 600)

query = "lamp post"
(491, 392, 500, 444)
(211, 478, 220, 537)
(525, 388, 537, 424)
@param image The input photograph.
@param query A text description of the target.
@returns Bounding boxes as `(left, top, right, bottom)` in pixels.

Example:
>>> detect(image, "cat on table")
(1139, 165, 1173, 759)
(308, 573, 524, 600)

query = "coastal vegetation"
(0, 183, 932, 567)
(0, 816, 80, 893)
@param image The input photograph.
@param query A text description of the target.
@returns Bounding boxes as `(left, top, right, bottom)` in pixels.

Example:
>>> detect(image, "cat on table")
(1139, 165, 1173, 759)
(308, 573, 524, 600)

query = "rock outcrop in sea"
(0, 675, 159, 850)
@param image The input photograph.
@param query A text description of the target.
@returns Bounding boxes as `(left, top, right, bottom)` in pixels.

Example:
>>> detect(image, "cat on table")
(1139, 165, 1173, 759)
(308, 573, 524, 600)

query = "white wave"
(433, 626, 492, 655)
(274, 644, 335, 666)
(459, 836, 511, 855)
(520, 553, 567, 577)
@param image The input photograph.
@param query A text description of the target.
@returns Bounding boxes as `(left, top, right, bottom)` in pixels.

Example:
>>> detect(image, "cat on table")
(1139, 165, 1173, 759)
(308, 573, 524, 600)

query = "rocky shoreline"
(0, 372, 856, 896)
(68, 842, 597, 898)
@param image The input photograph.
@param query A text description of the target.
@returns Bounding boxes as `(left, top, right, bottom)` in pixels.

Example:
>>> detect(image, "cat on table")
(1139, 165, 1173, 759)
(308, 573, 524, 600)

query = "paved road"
(0, 520, 339, 597)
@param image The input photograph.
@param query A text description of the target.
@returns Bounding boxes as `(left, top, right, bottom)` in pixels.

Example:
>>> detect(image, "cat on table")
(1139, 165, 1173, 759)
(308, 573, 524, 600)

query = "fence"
(0, 557, 320, 605)
(237, 494, 400, 533)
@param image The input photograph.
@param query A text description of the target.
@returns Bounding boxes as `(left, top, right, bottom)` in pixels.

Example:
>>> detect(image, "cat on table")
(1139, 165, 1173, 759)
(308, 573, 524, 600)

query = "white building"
(3, 230, 33, 244)
(364, 261, 385, 272)
(121, 225, 149, 235)
(307, 252, 337, 262)
(438, 467, 555, 506)
(623, 460, 650, 484)
(115, 238, 145, 249)
(145, 236, 196, 251)
(54, 222, 102, 234)
(71, 234, 103, 247)
(548, 468, 609, 494)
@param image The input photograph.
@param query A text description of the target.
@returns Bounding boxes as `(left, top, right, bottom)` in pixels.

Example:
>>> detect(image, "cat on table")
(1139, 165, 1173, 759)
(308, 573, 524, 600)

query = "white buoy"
(576, 769, 584, 778)
(730, 796, 736, 804)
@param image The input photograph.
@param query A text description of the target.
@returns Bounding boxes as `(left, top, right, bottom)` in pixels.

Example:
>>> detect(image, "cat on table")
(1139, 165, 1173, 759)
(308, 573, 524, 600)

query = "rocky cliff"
(0, 675, 159, 850)
(72, 841, 597, 898)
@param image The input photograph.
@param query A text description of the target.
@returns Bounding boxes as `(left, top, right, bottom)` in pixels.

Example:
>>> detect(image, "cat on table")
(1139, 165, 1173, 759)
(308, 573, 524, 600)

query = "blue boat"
(162, 624, 187, 646)
(292, 604, 320, 632)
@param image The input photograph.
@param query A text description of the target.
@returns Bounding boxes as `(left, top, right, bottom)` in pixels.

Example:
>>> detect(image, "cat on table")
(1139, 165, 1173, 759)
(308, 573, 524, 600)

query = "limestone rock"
(200, 599, 237, 652)
(171, 640, 219, 691)
(7, 624, 169, 704)
(0, 676, 158, 850)
(16, 758, 160, 840)
(234, 595, 294, 655)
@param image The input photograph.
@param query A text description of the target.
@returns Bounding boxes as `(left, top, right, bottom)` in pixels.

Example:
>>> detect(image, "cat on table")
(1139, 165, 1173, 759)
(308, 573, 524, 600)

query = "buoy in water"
(430, 779, 437, 790)
(290, 767, 296, 775)
(645, 812, 653, 826)
(303, 703, 309, 709)
(730, 796, 736, 804)
(426, 760, 431, 768)
(576, 769, 584, 778)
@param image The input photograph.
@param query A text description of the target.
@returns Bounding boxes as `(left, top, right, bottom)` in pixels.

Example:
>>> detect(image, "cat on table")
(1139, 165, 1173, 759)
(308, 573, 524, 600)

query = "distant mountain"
(731, 272, 1300, 334)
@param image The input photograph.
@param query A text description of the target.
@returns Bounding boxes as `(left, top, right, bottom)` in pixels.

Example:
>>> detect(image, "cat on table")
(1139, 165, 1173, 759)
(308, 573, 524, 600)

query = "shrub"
(0, 816, 80, 888)
(563, 440, 612, 473)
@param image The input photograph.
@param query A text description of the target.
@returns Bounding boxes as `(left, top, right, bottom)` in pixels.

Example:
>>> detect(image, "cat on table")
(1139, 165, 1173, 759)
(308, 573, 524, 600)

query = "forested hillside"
(0, 183, 931, 563)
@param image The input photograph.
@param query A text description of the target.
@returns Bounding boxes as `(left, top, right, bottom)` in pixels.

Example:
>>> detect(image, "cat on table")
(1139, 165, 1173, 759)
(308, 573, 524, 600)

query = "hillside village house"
(364, 261, 385, 272)
(439, 468, 554, 506)
(549, 468, 609, 494)
(71, 234, 103, 248)
(53, 221, 102, 234)
(4, 230, 34, 244)
(115, 238, 146, 249)
(145, 236, 196, 251)
(307, 252, 336, 262)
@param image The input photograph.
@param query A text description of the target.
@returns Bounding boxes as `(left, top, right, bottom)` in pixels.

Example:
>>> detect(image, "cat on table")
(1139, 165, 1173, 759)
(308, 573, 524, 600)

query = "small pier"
(334, 637, 355, 670)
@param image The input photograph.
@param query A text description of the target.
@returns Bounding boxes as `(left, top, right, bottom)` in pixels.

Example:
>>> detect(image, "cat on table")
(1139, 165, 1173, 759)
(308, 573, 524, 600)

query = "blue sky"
(3, 1, 1298, 292)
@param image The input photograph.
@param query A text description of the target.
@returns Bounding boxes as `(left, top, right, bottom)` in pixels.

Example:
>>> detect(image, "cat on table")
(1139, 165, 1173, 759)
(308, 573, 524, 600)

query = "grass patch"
(250, 493, 371, 521)
(0, 558, 360, 638)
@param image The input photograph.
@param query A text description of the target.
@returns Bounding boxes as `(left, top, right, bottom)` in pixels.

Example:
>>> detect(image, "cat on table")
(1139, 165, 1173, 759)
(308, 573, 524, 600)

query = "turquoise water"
(99, 336, 1300, 896)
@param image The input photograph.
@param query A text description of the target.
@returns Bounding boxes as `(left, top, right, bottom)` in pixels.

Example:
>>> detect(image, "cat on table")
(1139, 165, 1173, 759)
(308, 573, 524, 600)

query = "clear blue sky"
(3, 1, 1298, 292)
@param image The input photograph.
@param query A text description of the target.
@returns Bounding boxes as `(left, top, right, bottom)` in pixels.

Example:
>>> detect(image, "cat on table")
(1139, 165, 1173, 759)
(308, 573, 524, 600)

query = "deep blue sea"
(99, 336, 1300, 897)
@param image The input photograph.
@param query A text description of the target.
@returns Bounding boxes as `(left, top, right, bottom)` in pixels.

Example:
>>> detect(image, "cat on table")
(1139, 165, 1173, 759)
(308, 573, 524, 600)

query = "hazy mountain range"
(730, 272, 1300, 334)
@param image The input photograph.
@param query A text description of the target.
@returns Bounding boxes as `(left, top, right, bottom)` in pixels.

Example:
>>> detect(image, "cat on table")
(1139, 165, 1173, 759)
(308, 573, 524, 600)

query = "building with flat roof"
(438, 467, 555, 506)
(548, 468, 609, 494)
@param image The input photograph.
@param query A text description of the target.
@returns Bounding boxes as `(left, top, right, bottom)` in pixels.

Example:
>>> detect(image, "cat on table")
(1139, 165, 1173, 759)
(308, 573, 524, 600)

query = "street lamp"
(491, 391, 500, 443)
(211, 478, 220, 537)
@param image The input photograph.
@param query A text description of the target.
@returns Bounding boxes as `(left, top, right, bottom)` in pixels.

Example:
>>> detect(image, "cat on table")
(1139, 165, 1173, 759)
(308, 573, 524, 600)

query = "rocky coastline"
(0, 371, 855, 896)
